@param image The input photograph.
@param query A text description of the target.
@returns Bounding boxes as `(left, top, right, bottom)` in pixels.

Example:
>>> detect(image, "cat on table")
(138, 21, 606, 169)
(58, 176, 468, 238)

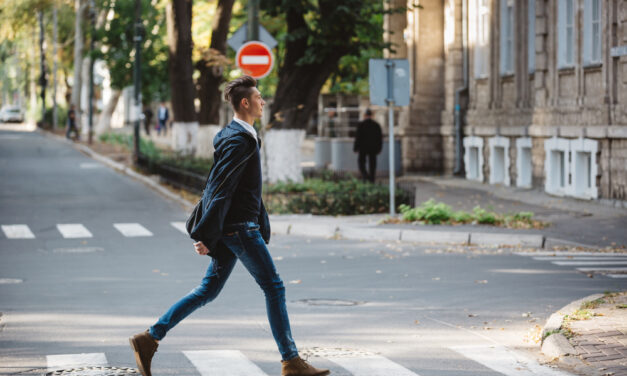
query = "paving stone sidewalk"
(564, 293, 627, 376)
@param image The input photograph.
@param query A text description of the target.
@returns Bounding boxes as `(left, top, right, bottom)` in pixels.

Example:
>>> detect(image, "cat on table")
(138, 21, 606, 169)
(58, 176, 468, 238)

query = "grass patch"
(580, 298, 606, 310)
(394, 199, 547, 229)
(99, 132, 213, 174)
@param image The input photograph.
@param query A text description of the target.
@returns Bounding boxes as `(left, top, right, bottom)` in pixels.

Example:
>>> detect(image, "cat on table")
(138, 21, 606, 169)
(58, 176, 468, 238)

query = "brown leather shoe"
(129, 330, 158, 376)
(281, 356, 330, 376)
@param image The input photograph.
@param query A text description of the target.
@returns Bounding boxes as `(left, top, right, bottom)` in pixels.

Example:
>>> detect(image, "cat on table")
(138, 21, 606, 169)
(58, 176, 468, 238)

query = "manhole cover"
(293, 298, 364, 307)
(46, 367, 140, 376)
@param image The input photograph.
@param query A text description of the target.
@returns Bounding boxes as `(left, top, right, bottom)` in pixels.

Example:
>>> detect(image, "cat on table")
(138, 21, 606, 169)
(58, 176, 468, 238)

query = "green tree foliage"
(94, 0, 169, 102)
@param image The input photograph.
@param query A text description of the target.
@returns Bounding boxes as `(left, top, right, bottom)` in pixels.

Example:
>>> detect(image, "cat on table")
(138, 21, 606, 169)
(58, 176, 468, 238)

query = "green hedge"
(264, 178, 411, 215)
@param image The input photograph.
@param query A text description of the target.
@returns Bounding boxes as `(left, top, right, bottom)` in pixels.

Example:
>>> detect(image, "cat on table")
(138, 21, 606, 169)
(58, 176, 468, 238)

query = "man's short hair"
(365, 108, 373, 117)
(224, 75, 257, 112)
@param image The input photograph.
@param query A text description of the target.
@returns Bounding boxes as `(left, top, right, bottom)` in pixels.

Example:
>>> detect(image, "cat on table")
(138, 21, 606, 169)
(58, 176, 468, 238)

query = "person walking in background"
(353, 108, 382, 183)
(66, 104, 78, 140)
(129, 76, 330, 376)
(157, 101, 169, 135)
(143, 105, 153, 136)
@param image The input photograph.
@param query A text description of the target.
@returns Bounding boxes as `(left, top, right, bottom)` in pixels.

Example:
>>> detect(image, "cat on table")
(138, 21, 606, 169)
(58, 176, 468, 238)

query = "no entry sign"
(236, 41, 274, 79)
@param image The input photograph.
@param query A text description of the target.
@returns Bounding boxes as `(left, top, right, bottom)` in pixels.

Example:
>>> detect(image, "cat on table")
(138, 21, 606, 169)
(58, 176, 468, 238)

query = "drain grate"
(46, 367, 141, 376)
(293, 298, 364, 307)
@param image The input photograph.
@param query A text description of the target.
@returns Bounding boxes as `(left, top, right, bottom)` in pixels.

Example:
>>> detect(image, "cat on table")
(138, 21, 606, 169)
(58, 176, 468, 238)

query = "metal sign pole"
(385, 59, 396, 216)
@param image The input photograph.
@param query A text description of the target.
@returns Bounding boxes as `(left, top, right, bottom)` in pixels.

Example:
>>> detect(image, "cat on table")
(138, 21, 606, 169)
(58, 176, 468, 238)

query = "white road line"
(607, 274, 627, 278)
(450, 345, 573, 376)
(0, 278, 23, 284)
(1, 224, 35, 239)
(552, 260, 627, 266)
(57, 224, 93, 239)
(183, 350, 268, 376)
(171, 221, 187, 234)
(79, 162, 102, 169)
(113, 223, 153, 237)
(516, 252, 627, 257)
(577, 267, 627, 272)
(46, 353, 108, 372)
(533, 256, 627, 261)
(327, 355, 420, 376)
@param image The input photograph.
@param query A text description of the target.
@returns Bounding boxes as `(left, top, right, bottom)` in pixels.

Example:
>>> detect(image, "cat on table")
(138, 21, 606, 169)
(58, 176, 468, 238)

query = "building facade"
(388, 0, 627, 202)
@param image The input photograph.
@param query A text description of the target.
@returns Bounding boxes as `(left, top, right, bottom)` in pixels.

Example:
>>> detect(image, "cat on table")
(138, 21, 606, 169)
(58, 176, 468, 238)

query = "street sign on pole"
(236, 41, 274, 79)
(369, 58, 410, 216)
(227, 24, 278, 51)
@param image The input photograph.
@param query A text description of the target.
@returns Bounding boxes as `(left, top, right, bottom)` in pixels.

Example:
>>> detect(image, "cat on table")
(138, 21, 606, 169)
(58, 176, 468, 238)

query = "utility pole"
(247, 0, 259, 41)
(132, 0, 143, 161)
(52, 4, 58, 129)
(38, 10, 47, 126)
(87, 0, 96, 144)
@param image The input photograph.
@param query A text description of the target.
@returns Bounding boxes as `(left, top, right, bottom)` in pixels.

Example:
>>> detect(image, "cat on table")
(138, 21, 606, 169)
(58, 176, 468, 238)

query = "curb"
(540, 293, 605, 360)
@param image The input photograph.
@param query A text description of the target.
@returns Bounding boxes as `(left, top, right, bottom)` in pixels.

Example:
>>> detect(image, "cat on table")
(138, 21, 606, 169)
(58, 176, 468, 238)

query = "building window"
(500, 0, 515, 75)
(528, 0, 535, 73)
(475, 0, 491, 78)
(583, 0, 602, 65)
(558, 0, 576, 68)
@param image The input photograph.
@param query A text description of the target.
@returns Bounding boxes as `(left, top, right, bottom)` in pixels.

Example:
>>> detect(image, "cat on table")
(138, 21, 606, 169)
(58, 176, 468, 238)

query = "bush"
(264, 178, 411, 215)
(398, 199, 541, 228)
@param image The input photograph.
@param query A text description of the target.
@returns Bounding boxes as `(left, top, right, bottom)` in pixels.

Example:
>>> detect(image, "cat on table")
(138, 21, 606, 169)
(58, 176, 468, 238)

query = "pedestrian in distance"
(66, 104, 79, 140)
(143, 105, 153, 136)
(157, 101, 169, 136)
(353, 108, 383, 183)
(129, 75, 331, 376)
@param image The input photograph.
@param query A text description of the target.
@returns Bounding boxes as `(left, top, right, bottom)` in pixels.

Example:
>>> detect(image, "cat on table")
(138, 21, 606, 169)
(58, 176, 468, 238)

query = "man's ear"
(241, 98, 249, 109)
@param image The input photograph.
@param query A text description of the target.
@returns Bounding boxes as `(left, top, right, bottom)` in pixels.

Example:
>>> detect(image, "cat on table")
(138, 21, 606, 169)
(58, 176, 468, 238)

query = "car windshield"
(8, 109, 20, 113)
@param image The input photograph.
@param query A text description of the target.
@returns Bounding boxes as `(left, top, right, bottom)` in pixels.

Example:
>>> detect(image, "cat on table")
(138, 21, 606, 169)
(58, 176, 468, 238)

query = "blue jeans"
(149, 221, 299, 361)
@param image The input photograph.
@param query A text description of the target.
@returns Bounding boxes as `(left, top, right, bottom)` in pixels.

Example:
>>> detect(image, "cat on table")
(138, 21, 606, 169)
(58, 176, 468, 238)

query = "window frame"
(583, 0, 602, 66)
(475, 0, 491, 78)
(557, 0, 576, 69)
(500, 0, 515, 75)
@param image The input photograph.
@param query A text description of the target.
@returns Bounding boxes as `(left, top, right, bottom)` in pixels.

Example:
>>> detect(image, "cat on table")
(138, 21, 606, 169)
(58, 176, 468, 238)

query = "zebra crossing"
(1, 222, 187, 240)
(45, 346, 569, 376)
(515, 251, 627, 279)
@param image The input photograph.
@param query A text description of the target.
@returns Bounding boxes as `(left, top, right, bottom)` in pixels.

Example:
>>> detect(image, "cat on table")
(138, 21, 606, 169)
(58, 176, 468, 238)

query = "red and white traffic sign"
(236, 41, 274, 79)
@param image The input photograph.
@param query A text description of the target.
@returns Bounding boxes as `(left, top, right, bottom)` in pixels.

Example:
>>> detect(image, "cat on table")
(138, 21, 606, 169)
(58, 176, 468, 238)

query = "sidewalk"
(541, 292, 627, 376)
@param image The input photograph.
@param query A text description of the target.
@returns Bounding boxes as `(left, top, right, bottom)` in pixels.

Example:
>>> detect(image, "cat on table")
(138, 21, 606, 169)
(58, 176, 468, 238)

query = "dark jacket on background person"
(353, 118, 383, 154)
(187, 120, 270, 257)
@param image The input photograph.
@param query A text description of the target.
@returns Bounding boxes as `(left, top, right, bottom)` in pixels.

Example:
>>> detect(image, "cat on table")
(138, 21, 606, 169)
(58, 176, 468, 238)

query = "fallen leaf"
(289, 280, 302, 284)
(475, 280, 488, 284)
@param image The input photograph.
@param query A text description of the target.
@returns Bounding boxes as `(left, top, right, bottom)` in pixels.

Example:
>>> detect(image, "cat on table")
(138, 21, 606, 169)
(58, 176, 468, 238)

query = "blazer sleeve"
(189, 136, 255, 250)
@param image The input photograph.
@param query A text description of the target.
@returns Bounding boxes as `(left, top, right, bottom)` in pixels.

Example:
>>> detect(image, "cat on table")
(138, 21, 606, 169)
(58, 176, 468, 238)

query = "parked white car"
(0, 106, 24, 123)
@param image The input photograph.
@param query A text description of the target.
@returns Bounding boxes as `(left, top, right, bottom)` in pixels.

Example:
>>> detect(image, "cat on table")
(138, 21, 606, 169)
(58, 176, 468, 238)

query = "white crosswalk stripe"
(328, 355, 420, 376)
(450, 345, 573, 375)
(551, 260, 627, 266)
(517, 252, 627, 278)
(57, 224, 93, 239)
(532, 256, 627, 261)
(171, 221, 187, 234)
(183, 350, 268, 376)
(46, 353, 108, 372)
(1, 224, 35, 239)
(113, 223, 153, 237)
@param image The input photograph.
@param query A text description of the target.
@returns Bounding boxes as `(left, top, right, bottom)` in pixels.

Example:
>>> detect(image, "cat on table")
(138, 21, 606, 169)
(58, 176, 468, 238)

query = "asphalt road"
(1, 127, 625, 376)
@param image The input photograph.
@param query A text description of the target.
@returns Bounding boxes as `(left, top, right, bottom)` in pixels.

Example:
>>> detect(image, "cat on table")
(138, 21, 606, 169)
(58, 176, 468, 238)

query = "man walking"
(129, 76, 330, 376)
(157, 101, 169, 135)
(66, 104, 79, 140)
(353, 109, 382, 182)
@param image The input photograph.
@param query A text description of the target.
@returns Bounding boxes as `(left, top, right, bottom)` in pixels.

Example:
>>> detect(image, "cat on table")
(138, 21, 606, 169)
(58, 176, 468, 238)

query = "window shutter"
(557, 0, 567, 68)
(528, 0, 536, 73)
(583, 0, 593, 65)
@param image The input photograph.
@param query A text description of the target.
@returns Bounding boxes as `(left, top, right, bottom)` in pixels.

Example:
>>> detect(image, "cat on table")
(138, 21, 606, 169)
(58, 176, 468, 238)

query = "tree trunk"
(95, 89, 120, 135)
(71, 0, 84, 124)
(197, 0, 234, 125)
(167, 0, 196, 123)
(270, 57, 341, 130)
(52, 5, 59, 129)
